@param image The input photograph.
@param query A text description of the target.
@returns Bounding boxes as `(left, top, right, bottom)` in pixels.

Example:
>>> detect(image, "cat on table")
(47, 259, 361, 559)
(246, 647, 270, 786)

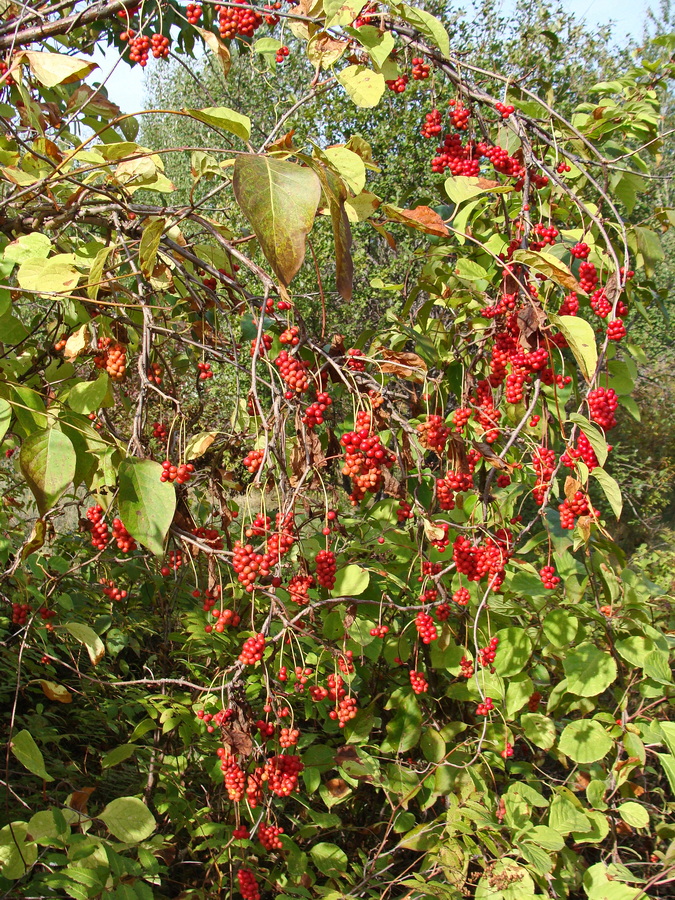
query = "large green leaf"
(97, 796, 156, 842)
(233, 155, 322, 286)
(310, 841, 348, 877)
(0, 397, 11, 443)
(399, 4, 450, 57)
(591, 468, 623, 519)
(563, 642, 617, 696)
(10, 730, 54, 781)
(337, 65, 386, 108)
(19, 428, 76, 515)
(559, 720, 613, 763)
(492, 627, 533, 676)
(182, 106, 251, 140)
(65, 622, 105, 666)
(550, 314, 598, 383)
(332, 564, 369, 596)
(118, 458, 176, 556)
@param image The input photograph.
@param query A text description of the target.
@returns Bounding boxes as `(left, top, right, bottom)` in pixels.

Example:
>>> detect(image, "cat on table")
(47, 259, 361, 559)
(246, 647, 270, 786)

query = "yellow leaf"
(64, 324, 89, 362)
(22, 51, 98, 87)
(39, 680, 72, 704)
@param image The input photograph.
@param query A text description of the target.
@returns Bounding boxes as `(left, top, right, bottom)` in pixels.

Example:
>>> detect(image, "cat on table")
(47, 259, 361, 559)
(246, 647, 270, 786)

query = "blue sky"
(90, 0, 650, 114)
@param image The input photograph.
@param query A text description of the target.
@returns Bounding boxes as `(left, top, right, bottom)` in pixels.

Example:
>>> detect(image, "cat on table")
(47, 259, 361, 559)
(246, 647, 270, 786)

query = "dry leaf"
(69, 787, 95, 815)
(64, 324, 89, 362)
(378, 349, 427, 382)
(336, 745, 359, 765)
(564, 476, 582, 501)
(267, 130, 297, 154)
(325, 777, 350, 798)
(473, 441, 513, 472)
(222, 727, 253, 757)
(423, 520, 446, 542)
(383, 204, 449, 237)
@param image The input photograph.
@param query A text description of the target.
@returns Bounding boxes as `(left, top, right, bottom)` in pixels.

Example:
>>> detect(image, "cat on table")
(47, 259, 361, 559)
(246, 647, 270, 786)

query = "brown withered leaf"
(572, 771, 591, 792)
(382, 204, 449, 237)
(564, 476, 582, 502)
(222, 727, 253, 757)
(448, 434, 469, 473)
(616, 820, 633, 836)
(267, 130, 297, 154)
(401, 431, 415, 472)
(517, 303, 547, 350)
(69, 787, 95, 815)
(344, 603, 357, 631)
(378, 349, 427, 382)
(370, 220, 397, 250)
(381, 467, 405, 499)
(576, 515, 592, 543)
(473, 441, 514, 472)
(307, 430, 327, 470)
(325, 777, 350, 798)
(290, 439, 307, 486)
(336, 746, 359, 765)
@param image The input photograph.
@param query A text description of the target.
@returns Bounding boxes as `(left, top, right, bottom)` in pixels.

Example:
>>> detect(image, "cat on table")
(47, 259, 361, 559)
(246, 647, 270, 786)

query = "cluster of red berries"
(435, 476, 455, 510)
(112, 518, 136, 553)
(590, 289, 612, 318)
(559, 292, 580, 316)
(100, 578, 127, 602)
(302, 392, 332, 428)
(588, 387, 618, 430)
(340, 410, 395, 504)
(421, 108, 442, 138)
(192, 525, 224, 551)
(452, 406, 471, 432)
(460, 655, 474, 678)
(237, 867, 260, 900)
(160, 460, 194, 484)
(386, 74, 408, 93)
(280, 325, 299, 346)
(275, 351, 310, 394)
(87, 504, 109, 550)
(532, 222, 559, 247)
(370, 624, 389, 637)
(452, 587, 470, 606)
(607, 319, 627, 341)
(215, 0, 263, 39)
(411, 57, 430, 79)
(94, 337, 126, 382)
(251, 334, 273, 357)
(409, 670, 428, 694)
(264, 1, 282, 25)
(147, 362, 162, 384)
(477, 636, 499, 667)
(448, 98, 471, 129)
(150, 33, 170, 59)
(501, 742, 514, 759)
(197, 707, 234, 731)
(11, 602, 30, 625)
(279, 727, 300, 747)
(315, 549, 337, 589)
(205, 606, 241, 634)
(558, 491, 597, 529)
(120, 31, 149, 66)
(494, 101, 515, 118)
(185, 3, 202, 24)
(243, 448, 264, 474)
(528, 691, 542, 712)
(453, 532, 511, 587)
(346, 348, 366, 371)
(197, 361, 213, 381)
(233, 825, 250, 840)
(578, 261, 599, 293)
(258, 822, 284, 850)
(539, 565, 560, 589)
(239, 633, 266, 665)
(287, 573, 313, 605)
(397, 499, 413, 521)
(481, 292, 517, 318)
(233, 542, 267, 589)
(152, 421, 167, 440)
(570, 242, 591, 259)
(0, 59, 15, 86)
(557, 161, 572, 173)
(431, 132, 480, 175)
(476, 697, 494, 716)
(415, 611, 438, 644)
(417, 414, 449, 453)
(532, 446, 556, 506)
(275, 45, 290, 63)
(330, 695, 358, 727)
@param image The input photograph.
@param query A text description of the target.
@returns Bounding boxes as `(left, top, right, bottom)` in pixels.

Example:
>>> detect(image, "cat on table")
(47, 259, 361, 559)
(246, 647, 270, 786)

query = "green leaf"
(182, 106, 251, 141)
(19, 428, 76, 515)
(399, 4, 450, 57)
(67, 373, 110, 415)
(492, 627, 532, 676)
(444, 174, 511, 204)
(233, 155, 322, 286)
(618, 802, 649, 829)
(643, 650, 672, 684)
(381, 688, 422, 753)
(65, 622, 105, 666)
(337, 65, 386, 108)
(323, 0, 367, 26)
(521, 713, 556, 750)
(0, 822, 37, 879)
(572, 809, 610, 844)
(563, 642, 617, 696)
(0, 397, 11, 443)
(657, 753, 675, 797)
(139, 217, 165, 278)
(23, 50, 98, 86)
(634, 225, 664, 277)
(550, 314, 598, 383)
(118, 458, 176, 556)
(332, 564, 370, 596)
(322, 146, 366, 195)
(559, 720, 613, 763)
(17, 256, 79, 294)
(101, 744, 137, 769)
(591, 468, 622, 519)
(420, 728, 445, 762)
(310, 842, 348, 877)
(512, 250, 581, 291)
(615, 636, 655, 667)
(345, 25, 395, 68)
(568, 414, 608, 466)
(97, 796, 156, 843)
(548, 795, 591, 835)
(4, 232, 51, 262)
(543, 610, 578, 648)
(10, 730, 54, 781)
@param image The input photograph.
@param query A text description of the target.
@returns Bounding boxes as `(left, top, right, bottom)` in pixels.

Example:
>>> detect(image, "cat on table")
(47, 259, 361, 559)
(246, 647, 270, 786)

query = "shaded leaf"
(118, 459, 176, 556)
(19, 429, 76, 515)
(10, 730, 54, 781)
(65, 622, 105, 666)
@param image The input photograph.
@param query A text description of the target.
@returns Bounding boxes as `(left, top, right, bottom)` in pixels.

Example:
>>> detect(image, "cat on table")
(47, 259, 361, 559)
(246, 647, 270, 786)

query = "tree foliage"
(0, 2, 673, 899)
